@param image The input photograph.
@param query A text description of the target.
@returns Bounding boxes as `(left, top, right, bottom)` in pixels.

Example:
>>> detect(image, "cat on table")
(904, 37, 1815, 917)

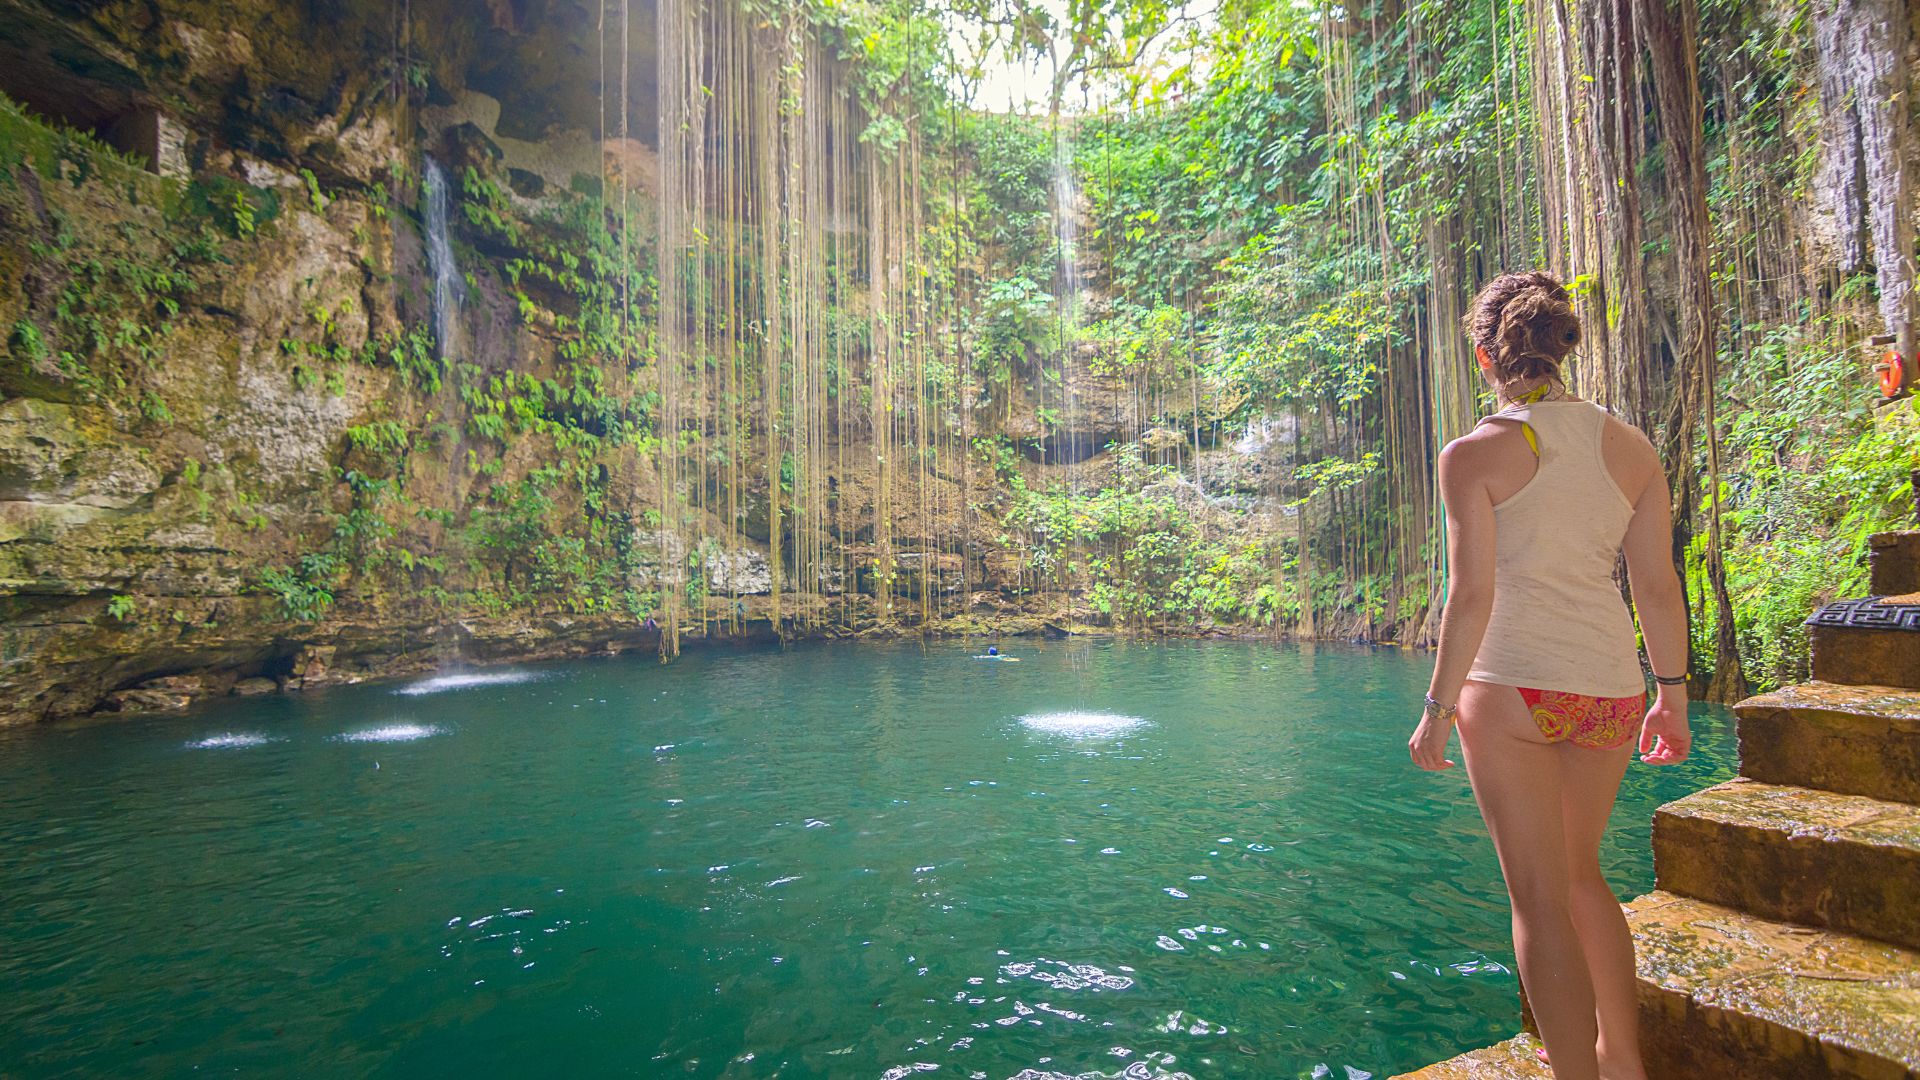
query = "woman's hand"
(1409, 706, 1458, 771)
(1638, 693, 1690, 765)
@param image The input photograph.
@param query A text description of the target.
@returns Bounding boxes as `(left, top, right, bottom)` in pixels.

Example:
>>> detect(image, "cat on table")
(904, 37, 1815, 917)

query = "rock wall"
(0, 0, 1302, 727)
(0, 0, 700, 724)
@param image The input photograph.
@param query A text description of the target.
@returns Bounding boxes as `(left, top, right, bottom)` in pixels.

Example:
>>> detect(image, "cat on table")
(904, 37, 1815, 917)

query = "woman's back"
(1466, 400, 1645, 698)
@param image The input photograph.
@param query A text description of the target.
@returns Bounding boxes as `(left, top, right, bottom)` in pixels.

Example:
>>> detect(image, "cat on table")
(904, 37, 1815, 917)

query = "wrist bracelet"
(1652, 672, 1688, 686)
(1424, 693, 1459, 722)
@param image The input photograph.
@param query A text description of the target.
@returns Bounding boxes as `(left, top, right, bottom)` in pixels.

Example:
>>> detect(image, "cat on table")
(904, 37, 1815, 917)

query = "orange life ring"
(1880, 348, 1907, 397)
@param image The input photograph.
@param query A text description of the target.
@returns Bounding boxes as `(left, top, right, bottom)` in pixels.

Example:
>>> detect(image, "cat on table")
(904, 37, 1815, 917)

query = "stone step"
(1629, 891, 1920, 1078)
(1653, 778, 1920, 951)
(1808, 598, 1920, 689)
(1396, 893, 1920, 1078)
(1388, 1033, 1549, 1079)
(1735, 681, 1920, 805)
(1869, 531, 1920, 596)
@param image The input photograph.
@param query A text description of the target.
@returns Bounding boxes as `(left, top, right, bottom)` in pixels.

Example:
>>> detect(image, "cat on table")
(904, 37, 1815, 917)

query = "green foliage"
(21, 217, 217, 396)
(284, 314, 442, 392)
(0, 91, 159, 188)
(229, 190, 257, 239)
(138, 390, 172, 424)
(0, 96, 241, 410)
(10, 318, 46, 361)
(1210, 241, 1394, 407)
(987, 441, 1292, 626)
(300, 168, 328, 213)
(974, 273, 1054, 373)
(258, 553, 340, 622)
(346, 419, 412, 461)
(106, 594, 137, 621)
(456, 465, 654, 615)
(1704, 317, 1920, 689)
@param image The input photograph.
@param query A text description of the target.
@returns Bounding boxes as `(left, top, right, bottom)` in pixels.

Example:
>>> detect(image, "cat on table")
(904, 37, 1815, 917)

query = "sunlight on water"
(394, 671, 538, 696)
(183, 733, 279, 750)
(333, 723, 444, 743)
(1018, 710, 1149, 737)
(1004, 1060, 1196, 1080)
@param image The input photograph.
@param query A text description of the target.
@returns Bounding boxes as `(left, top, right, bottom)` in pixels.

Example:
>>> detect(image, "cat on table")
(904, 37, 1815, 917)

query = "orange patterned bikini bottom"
(1517, 686, 1643, 751)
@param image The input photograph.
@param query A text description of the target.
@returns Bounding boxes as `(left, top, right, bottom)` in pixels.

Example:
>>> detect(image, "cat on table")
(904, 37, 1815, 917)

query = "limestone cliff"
(0, 0, 1300, 725)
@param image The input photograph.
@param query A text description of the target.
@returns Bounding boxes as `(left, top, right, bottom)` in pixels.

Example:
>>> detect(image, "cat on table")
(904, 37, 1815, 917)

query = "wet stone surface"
(1387, 1033, 1548, 1080)
(1628, 892, 1920, 1078)
(1654, 779, 1920, 950)
(1735, 681, 1920, 804)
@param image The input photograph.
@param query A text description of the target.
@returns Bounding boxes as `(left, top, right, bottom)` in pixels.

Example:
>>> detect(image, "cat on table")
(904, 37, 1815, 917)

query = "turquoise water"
(0, 641, 1736, 1079)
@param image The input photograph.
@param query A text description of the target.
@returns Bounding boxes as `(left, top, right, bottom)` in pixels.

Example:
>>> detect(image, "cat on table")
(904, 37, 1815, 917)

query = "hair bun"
(1462, 271, 1580, 387)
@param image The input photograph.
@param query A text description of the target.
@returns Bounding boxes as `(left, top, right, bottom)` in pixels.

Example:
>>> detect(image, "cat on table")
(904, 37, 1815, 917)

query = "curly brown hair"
(1462, 271, 1581, 389)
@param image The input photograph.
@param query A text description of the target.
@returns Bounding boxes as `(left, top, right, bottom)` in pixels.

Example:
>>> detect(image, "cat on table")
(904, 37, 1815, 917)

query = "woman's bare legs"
(1557, 733, 1647, 1080)
(1457, 681, 1602, 1080)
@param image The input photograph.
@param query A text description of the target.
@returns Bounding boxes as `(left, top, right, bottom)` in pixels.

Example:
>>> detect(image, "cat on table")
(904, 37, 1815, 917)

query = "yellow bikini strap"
(1511, 384, 1554, 457)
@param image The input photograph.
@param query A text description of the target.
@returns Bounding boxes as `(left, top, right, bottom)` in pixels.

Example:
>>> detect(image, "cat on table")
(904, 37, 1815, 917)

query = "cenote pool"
(0, 640, 1736, 1079)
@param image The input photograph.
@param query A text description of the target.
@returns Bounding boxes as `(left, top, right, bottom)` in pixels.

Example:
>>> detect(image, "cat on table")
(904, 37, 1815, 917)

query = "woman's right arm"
(1620, 429, 1691, 765)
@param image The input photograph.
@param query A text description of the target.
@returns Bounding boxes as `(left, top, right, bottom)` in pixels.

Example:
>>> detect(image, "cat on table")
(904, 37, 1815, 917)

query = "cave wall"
(0, 0, 1155, 725)
(0, 0, 698, 725)
(0, 0, 1309, 726)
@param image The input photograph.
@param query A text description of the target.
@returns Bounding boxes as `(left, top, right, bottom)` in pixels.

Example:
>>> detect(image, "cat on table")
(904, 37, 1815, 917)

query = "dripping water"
(1052, 139, 1083, 315)
(1050, 131, 1084, 482)
(1050, 124, 1085, 649)
(422, 155, 461, 362)
(420, 154, 471, 652)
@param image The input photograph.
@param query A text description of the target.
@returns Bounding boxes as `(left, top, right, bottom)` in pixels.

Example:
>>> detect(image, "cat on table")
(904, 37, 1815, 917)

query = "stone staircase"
(1394, 531, 1920, 1079)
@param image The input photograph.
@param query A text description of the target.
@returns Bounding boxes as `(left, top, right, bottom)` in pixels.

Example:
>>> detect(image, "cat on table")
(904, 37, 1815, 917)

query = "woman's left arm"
(1410, 439, 1498, 771)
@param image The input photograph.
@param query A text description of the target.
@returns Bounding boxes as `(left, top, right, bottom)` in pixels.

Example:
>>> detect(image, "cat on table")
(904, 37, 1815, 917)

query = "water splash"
(395, 671, 539, 696)
(334, 723, 444, 743)
(184, 733, 279, 750)
(421, 155, 461, 361)
(1018, 711, 1148, 738)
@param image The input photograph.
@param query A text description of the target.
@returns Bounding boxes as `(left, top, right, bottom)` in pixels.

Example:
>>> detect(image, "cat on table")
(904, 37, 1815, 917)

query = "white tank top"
(1466, 400, 1646, 698)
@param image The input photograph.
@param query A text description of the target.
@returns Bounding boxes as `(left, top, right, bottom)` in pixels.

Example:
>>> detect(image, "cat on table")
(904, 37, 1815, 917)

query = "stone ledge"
(1654, 779, 1920, 950)
(1870, 532, 1920, 596)
(1629, 891, 1920, 1078)
(1809, 619, 1920, 690)
(1737, 681, 1920, 737)
(1387, 1033, 1548, 1079)
(1738, 681, 1920, 804)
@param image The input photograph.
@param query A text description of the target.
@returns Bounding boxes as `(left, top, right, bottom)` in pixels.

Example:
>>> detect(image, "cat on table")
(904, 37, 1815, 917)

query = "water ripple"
(1008, 1056, 1196, 1079)
(998, 957, 1136, 992)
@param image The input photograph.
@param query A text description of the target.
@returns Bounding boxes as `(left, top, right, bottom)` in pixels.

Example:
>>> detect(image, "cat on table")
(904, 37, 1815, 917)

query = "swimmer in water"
(974, 645, 1020, 661)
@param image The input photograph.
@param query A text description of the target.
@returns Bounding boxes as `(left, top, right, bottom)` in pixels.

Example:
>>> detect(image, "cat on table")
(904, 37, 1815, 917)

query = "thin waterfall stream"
(1053, 125, 1085, 640)
(421, 155, 461, 362)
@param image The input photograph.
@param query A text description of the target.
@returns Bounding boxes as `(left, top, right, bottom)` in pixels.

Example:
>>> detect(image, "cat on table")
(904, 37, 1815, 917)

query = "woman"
(1408, 271, 1692, 1080)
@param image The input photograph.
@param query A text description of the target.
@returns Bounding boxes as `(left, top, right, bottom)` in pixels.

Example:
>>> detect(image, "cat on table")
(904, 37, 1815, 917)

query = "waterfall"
(422, 156, 460, 361)
(1050, 135, 1084, 474)
(1050, 128, 1085, 633)
(1051, 140, 1083, 317)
